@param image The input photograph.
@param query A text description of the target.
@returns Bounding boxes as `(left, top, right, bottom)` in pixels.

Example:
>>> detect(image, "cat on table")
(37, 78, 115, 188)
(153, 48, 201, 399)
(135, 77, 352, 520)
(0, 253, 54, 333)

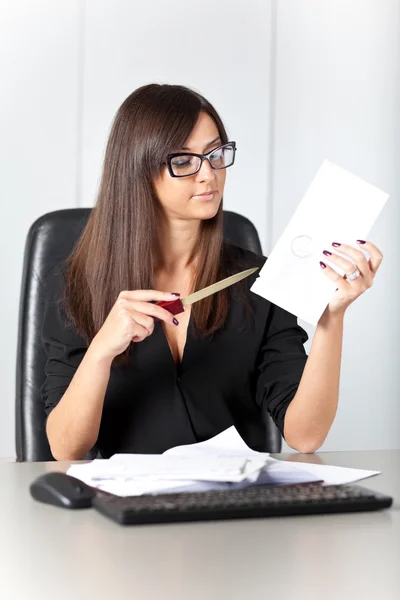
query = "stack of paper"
(67, 427, 380, 497)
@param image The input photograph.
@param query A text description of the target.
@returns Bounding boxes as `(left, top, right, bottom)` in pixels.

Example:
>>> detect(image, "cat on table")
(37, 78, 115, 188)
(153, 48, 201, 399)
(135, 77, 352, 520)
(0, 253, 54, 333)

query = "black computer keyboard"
(92, 483, 392, 525)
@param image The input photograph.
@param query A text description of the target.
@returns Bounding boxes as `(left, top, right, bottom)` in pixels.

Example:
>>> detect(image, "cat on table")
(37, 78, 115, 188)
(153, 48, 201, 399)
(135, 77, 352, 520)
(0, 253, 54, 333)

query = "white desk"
(1, 450, 399, 600)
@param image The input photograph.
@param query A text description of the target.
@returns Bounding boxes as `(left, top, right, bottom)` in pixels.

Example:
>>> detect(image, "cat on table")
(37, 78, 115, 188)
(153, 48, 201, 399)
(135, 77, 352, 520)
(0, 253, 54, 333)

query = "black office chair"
(15, 209, 282, 461)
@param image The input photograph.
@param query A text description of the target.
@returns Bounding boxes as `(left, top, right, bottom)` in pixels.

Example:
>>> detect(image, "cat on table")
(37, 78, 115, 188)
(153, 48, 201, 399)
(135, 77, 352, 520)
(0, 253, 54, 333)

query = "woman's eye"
(210, 150, 222, 161)
(172, 157, 192, 168)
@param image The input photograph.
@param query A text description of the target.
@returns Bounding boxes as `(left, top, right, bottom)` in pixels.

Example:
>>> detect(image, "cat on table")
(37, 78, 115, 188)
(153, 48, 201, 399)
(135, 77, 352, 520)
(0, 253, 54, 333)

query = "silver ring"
(346, 267, 361, 281)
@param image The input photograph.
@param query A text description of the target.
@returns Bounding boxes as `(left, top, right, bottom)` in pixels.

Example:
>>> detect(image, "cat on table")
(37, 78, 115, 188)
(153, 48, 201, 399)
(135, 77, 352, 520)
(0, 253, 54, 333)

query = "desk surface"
(1, 450, 399, 600)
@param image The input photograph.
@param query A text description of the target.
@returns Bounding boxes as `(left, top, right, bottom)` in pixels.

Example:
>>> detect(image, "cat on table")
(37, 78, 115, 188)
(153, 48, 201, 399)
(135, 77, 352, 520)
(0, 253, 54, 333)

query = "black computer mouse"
(30, 472, 96, 509)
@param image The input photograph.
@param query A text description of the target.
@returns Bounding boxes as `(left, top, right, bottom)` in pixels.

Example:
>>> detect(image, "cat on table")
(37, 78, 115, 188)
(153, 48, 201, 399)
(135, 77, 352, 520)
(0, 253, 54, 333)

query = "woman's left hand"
(319, 240, 383, 317)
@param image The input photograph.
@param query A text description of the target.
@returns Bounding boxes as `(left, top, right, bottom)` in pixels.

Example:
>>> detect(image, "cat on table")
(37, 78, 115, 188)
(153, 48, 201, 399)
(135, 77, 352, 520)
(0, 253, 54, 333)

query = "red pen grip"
(154, 298, 185, 321)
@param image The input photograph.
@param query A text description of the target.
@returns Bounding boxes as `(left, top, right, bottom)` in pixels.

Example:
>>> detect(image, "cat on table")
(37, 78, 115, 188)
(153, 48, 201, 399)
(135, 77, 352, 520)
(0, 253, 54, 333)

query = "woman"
(41, 83, 383, 460)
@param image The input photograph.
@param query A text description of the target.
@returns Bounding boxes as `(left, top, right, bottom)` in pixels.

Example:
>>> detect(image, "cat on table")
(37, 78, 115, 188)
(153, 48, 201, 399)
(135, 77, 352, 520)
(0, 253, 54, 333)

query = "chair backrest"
(15, 209, 282, 461)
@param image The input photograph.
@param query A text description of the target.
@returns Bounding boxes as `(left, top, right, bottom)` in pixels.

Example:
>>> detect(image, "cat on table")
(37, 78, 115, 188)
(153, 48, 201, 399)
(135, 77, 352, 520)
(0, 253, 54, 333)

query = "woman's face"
(154, 112, 227, 222)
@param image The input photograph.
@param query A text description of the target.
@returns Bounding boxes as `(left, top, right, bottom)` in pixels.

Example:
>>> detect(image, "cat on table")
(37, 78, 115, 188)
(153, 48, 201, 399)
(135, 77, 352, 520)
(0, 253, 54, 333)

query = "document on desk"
(162, 424, 270, 458)
(67, 447, 272, 496)
(67, 426, 380, 496)
(251, 160, 389, 325)
(71, 455, 267, 483)
(160, 427, 380, 487)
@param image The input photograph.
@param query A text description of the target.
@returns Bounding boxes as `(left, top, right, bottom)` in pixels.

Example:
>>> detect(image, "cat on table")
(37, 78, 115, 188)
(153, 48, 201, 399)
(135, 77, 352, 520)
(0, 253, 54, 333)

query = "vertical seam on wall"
(266, 0, 278, 255)
(75, 0, 86, 208)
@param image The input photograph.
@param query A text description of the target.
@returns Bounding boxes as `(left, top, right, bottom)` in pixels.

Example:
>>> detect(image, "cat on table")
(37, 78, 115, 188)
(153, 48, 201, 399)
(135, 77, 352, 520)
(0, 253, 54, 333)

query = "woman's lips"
(192, 191, 216, 200)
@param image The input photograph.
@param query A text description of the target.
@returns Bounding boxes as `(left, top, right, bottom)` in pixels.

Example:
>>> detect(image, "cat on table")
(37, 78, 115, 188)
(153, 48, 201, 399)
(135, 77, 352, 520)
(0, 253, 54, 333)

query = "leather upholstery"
(15, 209, 282, 461)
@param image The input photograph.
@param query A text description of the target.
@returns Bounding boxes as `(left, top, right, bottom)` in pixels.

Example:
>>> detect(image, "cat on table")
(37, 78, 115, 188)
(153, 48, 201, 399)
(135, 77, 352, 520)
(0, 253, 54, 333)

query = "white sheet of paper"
(69, 454, 267, 483)
(280, 460, 380, 486)
(67, 426, 381, 496)
(163, 426, 380, 486)
(162, 425, 270, 459)
(251, 160, 389, 325)
(67, 463, 199, 496)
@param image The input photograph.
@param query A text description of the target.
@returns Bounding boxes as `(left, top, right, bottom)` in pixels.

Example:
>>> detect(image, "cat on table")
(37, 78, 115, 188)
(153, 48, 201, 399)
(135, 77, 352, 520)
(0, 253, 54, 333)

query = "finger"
(323, 245, 371, 282)
(319, 261, 347, 287)
(117, 303, 154, 337)
(322, 249, 358, 277)
(119, 290, 180, 303)
(129, 300, 180, 325)
(130, 310, 155, 336)
(330, 242, 370, 269)
(320, 260, 371, 296)
(131, 322, 152, 343)
(355, 240, 383, 274)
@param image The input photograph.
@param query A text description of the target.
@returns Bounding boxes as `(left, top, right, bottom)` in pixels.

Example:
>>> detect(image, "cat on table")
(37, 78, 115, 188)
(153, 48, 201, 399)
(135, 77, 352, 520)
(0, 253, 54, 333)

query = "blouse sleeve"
(255, 302, 309, 438)
(40, 267, 88, 416)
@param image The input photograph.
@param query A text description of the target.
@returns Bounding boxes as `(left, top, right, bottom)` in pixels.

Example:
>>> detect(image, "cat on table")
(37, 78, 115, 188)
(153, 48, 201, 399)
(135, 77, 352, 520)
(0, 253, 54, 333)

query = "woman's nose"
(195, 158, 216, 181)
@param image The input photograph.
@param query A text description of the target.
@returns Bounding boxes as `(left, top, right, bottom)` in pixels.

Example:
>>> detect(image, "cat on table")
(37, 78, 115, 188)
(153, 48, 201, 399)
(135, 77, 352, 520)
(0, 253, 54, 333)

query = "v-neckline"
(160, 308, 192, 372)
(154, 307, 212, 378)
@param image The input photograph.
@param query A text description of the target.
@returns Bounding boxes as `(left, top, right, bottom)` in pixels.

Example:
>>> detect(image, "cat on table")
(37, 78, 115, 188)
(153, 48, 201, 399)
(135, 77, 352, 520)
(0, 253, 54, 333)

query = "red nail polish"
(173, 318, 179, 326)
(332, 242, 341, 247)
(323, 250, 332, 256)
(171, 293, 180, 296)
(320, 261, 326, 269)
(356, 240, 366, 244)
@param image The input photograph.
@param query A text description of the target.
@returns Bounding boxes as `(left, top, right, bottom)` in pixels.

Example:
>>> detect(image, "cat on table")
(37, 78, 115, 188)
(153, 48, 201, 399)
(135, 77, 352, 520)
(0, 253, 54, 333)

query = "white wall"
(80, 0, 272, 241)
(0, 0, 81, 458)
(274, 0, 400, 451)
(0, 0, 399, 458)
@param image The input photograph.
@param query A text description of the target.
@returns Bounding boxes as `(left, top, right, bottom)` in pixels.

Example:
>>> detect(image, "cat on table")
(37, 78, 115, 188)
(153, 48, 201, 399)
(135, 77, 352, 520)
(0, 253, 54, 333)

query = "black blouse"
(41, 244, 308, 457)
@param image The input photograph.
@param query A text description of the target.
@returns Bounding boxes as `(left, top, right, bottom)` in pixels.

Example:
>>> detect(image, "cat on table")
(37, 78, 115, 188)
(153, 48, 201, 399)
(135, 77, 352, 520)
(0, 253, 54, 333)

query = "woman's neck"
(156, 218, 200, 275)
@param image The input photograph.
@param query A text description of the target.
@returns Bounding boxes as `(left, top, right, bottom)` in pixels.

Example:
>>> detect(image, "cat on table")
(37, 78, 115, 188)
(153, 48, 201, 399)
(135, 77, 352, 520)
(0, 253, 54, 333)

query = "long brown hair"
(63, 83, 249, 366)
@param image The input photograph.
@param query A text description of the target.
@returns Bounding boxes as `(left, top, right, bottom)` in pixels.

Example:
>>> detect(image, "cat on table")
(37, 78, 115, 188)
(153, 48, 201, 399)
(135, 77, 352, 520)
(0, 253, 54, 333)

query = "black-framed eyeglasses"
(161, 141, 237, 178)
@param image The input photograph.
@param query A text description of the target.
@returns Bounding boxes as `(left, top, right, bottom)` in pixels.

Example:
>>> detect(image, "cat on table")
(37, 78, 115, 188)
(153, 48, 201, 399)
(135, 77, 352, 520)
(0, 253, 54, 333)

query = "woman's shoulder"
(42, 264, 88, 347)
(223, 242, 267, 285)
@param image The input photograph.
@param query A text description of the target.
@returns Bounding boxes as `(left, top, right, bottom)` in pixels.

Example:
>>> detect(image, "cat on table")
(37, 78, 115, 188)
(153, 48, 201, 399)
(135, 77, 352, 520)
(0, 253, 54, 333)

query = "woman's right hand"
(90, 290, 181, 361)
